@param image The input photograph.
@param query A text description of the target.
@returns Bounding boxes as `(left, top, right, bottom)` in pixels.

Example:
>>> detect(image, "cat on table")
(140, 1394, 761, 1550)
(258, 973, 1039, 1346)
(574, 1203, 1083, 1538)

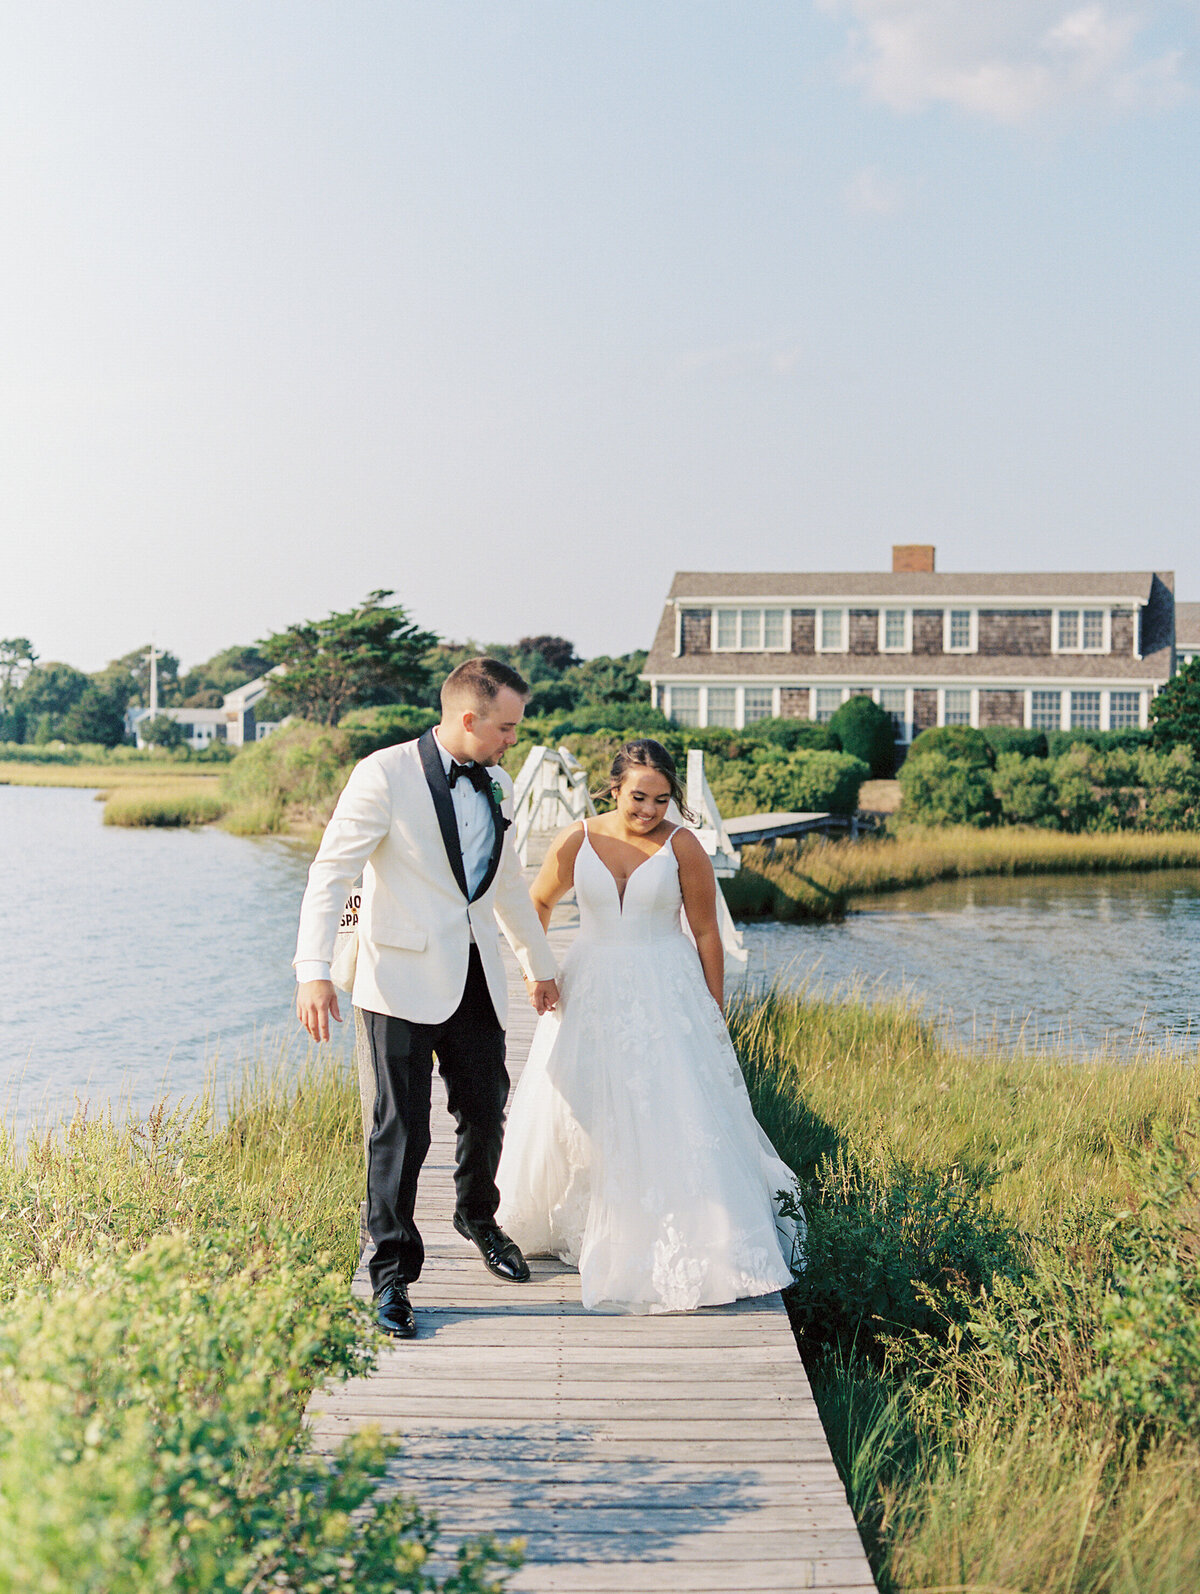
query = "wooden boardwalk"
(305, 917, 875, 1593)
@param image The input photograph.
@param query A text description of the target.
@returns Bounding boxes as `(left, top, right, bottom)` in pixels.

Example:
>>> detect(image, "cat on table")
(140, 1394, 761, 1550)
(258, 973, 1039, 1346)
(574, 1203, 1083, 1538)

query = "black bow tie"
(448, 759, 492, 796)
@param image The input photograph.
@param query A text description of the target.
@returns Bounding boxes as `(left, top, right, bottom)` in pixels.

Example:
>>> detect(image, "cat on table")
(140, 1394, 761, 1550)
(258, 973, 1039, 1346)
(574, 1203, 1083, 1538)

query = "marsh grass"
(0, 758, 218, 790)
(728, 984, 1200, 1592)
(0, 1048, 518, 1591)
(726, 826, 1200, 922)
(101, 778, 226, 827)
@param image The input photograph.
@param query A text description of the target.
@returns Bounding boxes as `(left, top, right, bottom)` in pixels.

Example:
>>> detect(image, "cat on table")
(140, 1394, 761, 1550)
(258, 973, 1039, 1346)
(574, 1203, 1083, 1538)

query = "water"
(1, 784, 341, 1133)
(743, 870, 1200, 1054)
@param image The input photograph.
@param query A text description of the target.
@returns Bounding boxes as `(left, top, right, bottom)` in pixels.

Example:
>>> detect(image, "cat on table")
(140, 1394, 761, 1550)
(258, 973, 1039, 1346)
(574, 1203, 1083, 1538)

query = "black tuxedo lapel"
(471, 775, 511, 903)
(418, 730, 470, 900)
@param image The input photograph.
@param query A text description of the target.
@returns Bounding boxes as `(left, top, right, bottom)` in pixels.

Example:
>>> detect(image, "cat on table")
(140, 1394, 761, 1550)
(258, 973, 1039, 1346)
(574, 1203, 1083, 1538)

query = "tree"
(95, 646, 182, 709)
(0, 637, 37, 741)
(1150, 659, 1200, 758)
(560, 651, 649, 707)
(60, 684, 129, 747)
(827, 695, 896, 779)
(516, 636, 579, 673)
(259, 591, 439, 726)
(178, 643, 272, 706)
(138, 714, 187, 750)
(12, 661, 90, 741)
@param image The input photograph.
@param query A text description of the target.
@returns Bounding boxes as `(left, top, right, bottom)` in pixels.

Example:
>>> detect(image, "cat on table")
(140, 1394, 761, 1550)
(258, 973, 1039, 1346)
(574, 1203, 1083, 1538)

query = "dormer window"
(713, 608, 788, 651)
(943, 608, 977, 653)
(816, 608, 847, 653)
(1055, 609, 1108, 653)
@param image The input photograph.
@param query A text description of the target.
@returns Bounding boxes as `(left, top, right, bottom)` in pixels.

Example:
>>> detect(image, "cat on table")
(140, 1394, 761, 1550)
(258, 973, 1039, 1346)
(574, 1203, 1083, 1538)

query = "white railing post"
(674, 749, 747, 967)
(512, 745, 598, 865)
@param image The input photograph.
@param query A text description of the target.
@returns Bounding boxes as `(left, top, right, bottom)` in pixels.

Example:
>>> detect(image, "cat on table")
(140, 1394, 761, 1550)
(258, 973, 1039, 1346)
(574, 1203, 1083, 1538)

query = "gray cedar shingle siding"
(780, 687, 810, 719)
(979, 689, 1026, 728)
(849, 609, 879, 655)
(1141, 574, 1175, 656)
(1111, 607, 1136, 655)
(912, 610, 944, 655)
(977, 609, 1052, 656)
(912, 689, 938, 732)
(791, 609, 815, 654)
(680, 610, 712, 655)
(1175, 603, 1200, 649)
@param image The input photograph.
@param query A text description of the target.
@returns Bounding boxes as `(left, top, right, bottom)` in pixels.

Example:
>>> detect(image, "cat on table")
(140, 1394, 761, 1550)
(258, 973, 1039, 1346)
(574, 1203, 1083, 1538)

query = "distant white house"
(128, 673, 284, 751)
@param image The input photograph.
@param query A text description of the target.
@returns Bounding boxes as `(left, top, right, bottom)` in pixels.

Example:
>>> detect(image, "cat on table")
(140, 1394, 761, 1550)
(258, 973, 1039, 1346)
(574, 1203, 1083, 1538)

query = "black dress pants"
(361, 946, 508, 1294)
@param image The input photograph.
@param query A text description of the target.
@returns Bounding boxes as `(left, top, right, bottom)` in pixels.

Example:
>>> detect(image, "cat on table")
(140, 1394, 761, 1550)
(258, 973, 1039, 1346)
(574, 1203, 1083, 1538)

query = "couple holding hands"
(295, 657, 800, 1338)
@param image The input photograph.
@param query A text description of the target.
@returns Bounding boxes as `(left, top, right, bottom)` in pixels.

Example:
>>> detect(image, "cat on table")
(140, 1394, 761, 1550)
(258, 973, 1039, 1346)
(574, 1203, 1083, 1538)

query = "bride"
(496, 738, 803, 1314)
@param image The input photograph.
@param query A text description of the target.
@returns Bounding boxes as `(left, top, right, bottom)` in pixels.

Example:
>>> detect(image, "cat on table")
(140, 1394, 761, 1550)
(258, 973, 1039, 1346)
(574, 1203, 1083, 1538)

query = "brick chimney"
(892, 544, 935, 574)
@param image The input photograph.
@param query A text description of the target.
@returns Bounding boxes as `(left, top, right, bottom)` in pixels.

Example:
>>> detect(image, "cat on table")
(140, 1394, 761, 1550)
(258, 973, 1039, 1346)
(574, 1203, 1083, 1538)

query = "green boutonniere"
(491, 779, 504, 805)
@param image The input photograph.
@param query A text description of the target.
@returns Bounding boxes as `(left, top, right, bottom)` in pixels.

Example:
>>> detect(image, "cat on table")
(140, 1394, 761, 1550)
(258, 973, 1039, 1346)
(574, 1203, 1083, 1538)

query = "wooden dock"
(304, 919, 876, 1593)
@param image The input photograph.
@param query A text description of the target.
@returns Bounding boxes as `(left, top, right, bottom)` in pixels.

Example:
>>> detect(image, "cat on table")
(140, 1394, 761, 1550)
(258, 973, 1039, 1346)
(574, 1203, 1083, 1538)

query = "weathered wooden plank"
(300, 915, 875, 1593)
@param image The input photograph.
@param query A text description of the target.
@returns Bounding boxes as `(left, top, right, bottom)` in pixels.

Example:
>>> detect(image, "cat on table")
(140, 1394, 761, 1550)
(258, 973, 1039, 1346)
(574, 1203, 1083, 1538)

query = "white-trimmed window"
(713, 608, 788, 651)
(706, 686, 737, 728)
(1070, 691, 1101, 730)
(878, 687, 909, 741)
(814, 686, 844, 723)
(944, 608, 976, 653)
(817, 609, 846, 653)
(1055, 608, 1108, 653)
(1109, 690, 1142, 729)
(1030, 689, 1062, 730)
(942, 689, 973, 726)
(743, 687, 774, 724)
(880, 608, 910, 652)
(668, 686, 700, 727)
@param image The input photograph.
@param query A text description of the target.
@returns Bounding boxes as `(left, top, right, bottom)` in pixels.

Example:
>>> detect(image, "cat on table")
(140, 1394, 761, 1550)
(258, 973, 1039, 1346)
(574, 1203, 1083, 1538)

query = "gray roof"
(666, 570, 1169, 602)
(1176, 602, 1200, 647)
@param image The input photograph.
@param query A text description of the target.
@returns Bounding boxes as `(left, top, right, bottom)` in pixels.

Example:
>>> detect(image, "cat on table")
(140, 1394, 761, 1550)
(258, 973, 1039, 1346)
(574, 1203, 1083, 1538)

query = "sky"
(2, 0, 1199, 674)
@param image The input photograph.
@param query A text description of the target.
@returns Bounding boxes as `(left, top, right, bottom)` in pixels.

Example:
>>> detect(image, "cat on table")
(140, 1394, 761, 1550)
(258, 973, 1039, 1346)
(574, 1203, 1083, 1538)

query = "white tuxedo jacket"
(294, 732, 557, 1027)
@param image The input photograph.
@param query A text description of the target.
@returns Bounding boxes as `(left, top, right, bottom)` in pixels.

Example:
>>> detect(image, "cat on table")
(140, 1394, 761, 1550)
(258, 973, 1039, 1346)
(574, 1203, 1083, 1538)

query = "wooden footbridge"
(305, 914, 875, 1593)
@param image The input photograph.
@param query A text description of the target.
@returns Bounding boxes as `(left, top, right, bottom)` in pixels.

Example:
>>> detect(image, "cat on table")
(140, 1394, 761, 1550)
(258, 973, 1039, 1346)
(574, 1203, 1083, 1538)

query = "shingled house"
(1177, 603, 1200, 669)
(641, 547, 1176, 746)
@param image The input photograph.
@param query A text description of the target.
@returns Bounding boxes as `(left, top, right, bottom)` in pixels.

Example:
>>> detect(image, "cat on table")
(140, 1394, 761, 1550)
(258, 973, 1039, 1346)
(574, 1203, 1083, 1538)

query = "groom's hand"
(297, 980, 342, 1043)
(530, 979, 559, 1016)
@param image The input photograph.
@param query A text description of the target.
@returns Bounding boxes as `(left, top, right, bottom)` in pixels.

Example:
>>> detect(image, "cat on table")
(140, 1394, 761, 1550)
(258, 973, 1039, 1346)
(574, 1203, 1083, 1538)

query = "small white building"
(129, 674, 284, 751)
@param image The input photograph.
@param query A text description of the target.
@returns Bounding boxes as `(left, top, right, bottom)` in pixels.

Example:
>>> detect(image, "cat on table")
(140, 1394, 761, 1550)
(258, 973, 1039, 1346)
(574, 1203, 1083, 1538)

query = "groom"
(294, 657, 560, 1338)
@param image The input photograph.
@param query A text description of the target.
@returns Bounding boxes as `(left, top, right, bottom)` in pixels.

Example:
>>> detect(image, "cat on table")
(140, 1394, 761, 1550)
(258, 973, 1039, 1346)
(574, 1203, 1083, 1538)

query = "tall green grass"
(725, 826, 1200, 921)
(728, 985, 1200, 1592)
(0, 1052, 519, 1592)
(102, 780, 227, 827)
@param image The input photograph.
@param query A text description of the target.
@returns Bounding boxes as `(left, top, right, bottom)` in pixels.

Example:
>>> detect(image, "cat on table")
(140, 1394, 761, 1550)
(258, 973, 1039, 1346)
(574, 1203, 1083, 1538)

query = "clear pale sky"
(3, 1, 1199, 673)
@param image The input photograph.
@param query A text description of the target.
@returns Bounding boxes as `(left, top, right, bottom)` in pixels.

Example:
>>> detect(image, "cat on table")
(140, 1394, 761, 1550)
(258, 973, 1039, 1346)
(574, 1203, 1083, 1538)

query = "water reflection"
(742, 869, 1200, 1055)
(2, 785, 347, 1134)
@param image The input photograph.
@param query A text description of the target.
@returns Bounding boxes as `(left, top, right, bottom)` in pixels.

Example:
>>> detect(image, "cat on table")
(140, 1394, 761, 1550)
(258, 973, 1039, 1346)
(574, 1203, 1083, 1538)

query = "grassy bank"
(725, 825, 1200, 921)
(0, 757, 218, 790)
(729, 985, 1200, 1592)
(101, 778, 226, 827)
(0, 1054, 519, 1592)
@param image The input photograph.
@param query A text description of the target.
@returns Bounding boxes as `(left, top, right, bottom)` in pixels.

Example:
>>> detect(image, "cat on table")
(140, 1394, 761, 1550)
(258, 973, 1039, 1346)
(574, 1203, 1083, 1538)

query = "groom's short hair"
(441, 656, 530, 713)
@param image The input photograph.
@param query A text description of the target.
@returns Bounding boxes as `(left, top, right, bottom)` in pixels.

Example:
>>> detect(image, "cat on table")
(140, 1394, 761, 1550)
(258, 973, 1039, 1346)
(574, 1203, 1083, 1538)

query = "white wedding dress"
(496, 823, 804, 1314)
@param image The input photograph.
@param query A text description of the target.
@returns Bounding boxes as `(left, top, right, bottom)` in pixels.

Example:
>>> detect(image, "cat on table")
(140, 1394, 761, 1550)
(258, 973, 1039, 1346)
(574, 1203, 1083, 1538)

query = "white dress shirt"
(295, 730, 497, 985)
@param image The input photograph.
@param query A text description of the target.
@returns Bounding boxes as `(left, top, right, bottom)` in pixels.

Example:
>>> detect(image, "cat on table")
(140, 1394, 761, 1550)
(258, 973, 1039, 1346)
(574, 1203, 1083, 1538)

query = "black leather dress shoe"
(374, 1280, 417, 1338)
(453, 1214, 531, 1282)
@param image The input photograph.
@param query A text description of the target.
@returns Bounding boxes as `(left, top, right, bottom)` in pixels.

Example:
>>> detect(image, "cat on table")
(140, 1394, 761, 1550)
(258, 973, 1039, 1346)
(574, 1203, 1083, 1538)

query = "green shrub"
(221, 721, 354, 830)
(907, 726, 995, 768)
(736, 717, 840, 753)
(709, 748, 869, 817)
(339, 704, 441, 759)
(1150, 656, 1200, 756)
(982, 727, 1049, 759)
(827, 696, 896, 779)
(0, 1231, 517, 1594)
(897, 750, 998, 827)
(1137, 743, 1200, 830)
(992, 750, 1059, 827)
(1052, 745, 1143, 833)
(1046, 727, 1154, 757)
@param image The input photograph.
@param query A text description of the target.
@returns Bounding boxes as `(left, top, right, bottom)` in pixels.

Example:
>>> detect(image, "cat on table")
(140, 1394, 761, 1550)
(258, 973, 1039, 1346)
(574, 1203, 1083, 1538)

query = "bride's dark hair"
(600, 739, 697, 824)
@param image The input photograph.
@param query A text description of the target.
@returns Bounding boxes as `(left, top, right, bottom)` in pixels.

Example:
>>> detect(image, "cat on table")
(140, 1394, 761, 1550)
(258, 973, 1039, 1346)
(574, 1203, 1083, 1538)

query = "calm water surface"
(5, 786, 1200, 1132)
(2, 784, 343, 1132)
(743, 870, 1200, 1053)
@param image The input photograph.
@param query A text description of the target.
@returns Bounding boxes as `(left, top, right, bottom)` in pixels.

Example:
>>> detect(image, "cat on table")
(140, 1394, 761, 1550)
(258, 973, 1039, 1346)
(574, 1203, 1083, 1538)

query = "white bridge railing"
(511, 745, 746, 967)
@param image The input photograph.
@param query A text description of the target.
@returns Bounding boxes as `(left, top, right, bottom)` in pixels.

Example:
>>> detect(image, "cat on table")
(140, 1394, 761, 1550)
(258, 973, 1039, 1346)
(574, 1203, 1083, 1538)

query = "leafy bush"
(339, 704, 441, 759)
(982, 727, 1049, 759)
(897, 750, 998, 827)
(708, 748, 869, 817)
(907, 726, 995, 768)
(0, 1231, 518, 1594)
(992, 751, 1059, 827)
(1046, 727, 1154, 757)
(534, 701, 672, 738)
(737, 717, 841, 753)
(1149, 656, 1200, 755)
(1137, 743, 1200, 830)
(827, 696, 896, 779)
(221, 720, 355, 832)
(1052, 745, 1143, 833)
